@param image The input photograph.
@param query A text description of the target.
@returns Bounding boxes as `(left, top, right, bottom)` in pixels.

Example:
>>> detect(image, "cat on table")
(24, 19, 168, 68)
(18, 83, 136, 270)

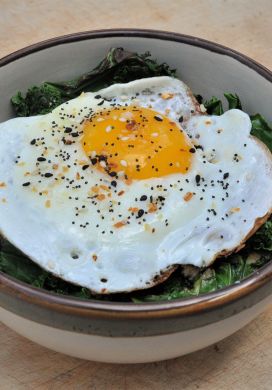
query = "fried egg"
(0, 76, 271, 293)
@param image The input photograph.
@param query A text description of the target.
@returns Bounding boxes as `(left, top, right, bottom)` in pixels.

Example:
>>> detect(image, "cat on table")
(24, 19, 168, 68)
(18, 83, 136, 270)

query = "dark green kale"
(204, 93, 242, 114)
(11, 48, 175, 117)
(204, 96, 224, 115)
(250, 114, 272, 152)
(11, 83, 64, 117)
(249, 220, 272, 251)
(224, 93, 242, 110)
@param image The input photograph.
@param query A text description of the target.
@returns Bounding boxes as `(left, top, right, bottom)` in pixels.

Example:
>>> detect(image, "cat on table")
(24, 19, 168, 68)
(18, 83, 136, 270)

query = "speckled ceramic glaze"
(0, 29, 271, 363)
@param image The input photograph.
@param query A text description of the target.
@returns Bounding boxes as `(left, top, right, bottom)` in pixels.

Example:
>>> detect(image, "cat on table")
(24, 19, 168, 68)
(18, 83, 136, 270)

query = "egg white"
(0, 77, 271, 293)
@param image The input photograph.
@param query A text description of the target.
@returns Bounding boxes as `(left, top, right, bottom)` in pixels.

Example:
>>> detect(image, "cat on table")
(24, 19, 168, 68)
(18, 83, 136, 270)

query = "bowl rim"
(0, 28, 271, 320)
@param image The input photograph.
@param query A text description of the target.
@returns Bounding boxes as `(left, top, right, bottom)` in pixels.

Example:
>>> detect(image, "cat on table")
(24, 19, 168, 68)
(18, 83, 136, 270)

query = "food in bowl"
(0, 48, 272, 299)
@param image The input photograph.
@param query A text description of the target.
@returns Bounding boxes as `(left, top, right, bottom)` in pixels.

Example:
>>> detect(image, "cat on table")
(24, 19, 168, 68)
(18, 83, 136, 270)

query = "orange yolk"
(82, 106, 193, 180)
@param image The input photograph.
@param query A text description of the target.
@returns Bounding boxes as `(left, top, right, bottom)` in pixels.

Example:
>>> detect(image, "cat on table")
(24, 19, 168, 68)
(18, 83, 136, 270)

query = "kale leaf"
(204, 93, 242, 114)
(249, 220, 272, 251)
(204, 96, 224, 115)
(11, 48, 175, 117)
(11, 83, 64, 117)
(250, 114, 272, 152)
(224, 93, 242, 110)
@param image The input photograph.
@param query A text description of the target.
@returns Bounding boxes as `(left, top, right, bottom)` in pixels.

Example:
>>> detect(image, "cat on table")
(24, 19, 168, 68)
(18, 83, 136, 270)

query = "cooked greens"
(1, 48, 271, 302)
(204, 96, 224, 115)
(131, 251, 271, 302)
(250, 114, 272, 152)
(11, 84, 64, 117)
(1, 230, 271, 302)
(11, 48, 175, 117)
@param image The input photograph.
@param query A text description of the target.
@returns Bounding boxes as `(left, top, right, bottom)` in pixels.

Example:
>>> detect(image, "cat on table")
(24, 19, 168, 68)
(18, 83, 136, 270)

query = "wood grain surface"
(0, 0, 271, 388)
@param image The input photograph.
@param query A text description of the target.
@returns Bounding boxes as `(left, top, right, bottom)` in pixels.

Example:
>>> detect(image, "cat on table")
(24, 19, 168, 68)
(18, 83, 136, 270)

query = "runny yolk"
(82, 106, 193, 180)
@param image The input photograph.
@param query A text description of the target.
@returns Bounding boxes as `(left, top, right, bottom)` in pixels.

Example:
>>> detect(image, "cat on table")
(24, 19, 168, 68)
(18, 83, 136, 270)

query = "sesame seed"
(136, 209, 145, 218)
(140, 195, 147, 201)
(154, 115, 163, 122)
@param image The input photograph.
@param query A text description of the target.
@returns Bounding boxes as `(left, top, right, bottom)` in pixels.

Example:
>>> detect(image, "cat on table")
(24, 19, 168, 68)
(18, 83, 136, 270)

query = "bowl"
(0, 29, 271, 364)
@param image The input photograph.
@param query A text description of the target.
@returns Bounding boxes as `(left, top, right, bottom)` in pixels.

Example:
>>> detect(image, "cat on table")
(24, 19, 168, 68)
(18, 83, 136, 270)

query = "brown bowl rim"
(0, 28, 271, 320)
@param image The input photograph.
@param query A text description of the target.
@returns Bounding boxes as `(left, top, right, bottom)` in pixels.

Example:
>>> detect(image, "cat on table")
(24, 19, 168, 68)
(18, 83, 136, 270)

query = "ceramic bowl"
(0, 29, 271, 364)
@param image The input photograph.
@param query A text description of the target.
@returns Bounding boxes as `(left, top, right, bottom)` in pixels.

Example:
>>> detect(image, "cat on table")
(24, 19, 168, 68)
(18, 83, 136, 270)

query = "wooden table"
(0, 0, 271, 388)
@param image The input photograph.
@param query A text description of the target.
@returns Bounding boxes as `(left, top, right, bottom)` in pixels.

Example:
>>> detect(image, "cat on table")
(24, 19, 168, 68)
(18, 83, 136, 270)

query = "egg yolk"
(82, 106, 193, 180)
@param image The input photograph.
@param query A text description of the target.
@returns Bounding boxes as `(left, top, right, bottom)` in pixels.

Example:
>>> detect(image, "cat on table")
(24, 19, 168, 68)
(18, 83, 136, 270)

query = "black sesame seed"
(223, 172, 229, 180)
(22, 182, 30, 187)
(44, 173, 53, 178)
(98, 100, 104, 106)
(136, 209, 145, 218)
(154, 115, 163, 122)
(37, 157, 46, 162)
(90, 157, 97, 165)
(140, 195, 148, 201)
(189, 148, 196, 153)
(94, 95, 101, 99)
(195, 174, 201, 184)
(82, 164, 89, 170)
(111, 180, 117, 187)
(64, 127, 72, 133)
(178, 116, 183, 123)
(30, 139, 36, 145)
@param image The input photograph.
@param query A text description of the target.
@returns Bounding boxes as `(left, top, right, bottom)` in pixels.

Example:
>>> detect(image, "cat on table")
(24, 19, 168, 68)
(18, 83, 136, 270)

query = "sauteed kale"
(1, 48, 271, 302)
